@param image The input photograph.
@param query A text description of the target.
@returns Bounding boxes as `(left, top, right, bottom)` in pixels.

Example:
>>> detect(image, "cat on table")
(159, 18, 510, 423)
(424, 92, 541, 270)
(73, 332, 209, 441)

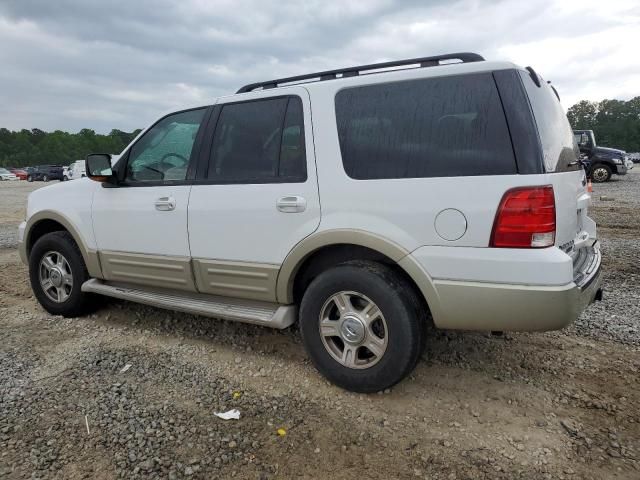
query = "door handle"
(155, 196, 176, 211)
(276, 196, 306, 213)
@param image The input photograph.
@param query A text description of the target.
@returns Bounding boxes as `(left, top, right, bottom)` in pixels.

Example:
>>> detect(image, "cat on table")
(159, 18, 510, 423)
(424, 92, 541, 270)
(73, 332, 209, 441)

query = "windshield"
(0, 168, 10, 174)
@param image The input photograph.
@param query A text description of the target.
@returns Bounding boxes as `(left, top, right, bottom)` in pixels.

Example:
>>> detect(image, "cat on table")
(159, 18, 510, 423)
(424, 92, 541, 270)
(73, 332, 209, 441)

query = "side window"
(335, 73, 516, 179)
(207, 96, 307, 183)
(126, 108, 206, 182)
(279, 98, 307, 180)
(519, 71, 580, 172)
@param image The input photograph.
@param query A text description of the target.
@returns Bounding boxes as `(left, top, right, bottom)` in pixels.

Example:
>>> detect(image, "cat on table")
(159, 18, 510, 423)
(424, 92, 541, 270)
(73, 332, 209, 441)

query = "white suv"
(19, 53, 602, 392)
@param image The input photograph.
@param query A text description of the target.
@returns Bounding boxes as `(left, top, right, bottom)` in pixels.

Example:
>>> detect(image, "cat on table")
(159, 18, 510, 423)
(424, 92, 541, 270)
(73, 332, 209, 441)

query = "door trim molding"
(192, 258, 279, 302)
(99, 251, 196, 291)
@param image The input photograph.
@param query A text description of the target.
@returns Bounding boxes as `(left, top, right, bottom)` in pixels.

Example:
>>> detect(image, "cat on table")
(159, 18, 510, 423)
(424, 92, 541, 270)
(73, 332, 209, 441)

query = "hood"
(595, 146, 626, 157)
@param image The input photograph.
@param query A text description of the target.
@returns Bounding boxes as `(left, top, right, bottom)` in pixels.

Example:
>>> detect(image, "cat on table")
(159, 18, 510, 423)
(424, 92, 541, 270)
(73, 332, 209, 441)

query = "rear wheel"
(299, 261, 424, 392)
(42, 174, 49, 182)
(27, 175, 33, 182)
(591, 164, 612, 183)
(29, 231, 98, 317)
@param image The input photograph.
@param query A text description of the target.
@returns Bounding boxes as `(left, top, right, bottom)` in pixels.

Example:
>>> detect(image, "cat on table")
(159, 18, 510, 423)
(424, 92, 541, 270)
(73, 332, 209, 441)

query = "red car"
(9, 168, 28, 180)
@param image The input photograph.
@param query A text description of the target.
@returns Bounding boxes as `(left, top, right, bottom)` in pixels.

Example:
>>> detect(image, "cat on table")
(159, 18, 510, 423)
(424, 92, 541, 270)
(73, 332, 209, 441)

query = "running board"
(81, 279, 296, 329)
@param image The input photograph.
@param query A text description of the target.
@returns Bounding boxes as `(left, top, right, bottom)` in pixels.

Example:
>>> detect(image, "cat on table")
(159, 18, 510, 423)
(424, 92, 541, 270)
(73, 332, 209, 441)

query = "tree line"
(1, 96, 639, 168)
(567, 97, 640, 152)
(0, 128, 141, 168)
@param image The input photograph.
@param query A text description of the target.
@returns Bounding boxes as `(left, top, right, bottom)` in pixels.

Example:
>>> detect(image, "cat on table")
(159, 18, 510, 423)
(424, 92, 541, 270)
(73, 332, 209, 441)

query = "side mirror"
(86, 153, 115, 184)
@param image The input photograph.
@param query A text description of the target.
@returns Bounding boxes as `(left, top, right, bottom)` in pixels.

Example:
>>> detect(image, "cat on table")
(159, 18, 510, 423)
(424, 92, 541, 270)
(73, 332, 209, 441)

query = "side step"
(81, 279, 296, 329)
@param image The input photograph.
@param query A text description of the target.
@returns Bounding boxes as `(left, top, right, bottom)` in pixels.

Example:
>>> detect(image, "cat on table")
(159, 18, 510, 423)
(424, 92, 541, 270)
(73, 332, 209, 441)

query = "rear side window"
(207, 96, 307, 183)
(335, 73, 516, 179)
(518, 71, 580, 172)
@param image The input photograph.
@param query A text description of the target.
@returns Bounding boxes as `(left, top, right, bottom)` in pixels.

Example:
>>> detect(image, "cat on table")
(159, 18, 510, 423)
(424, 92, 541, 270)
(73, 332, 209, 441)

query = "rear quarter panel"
(306, 71, 581, 252)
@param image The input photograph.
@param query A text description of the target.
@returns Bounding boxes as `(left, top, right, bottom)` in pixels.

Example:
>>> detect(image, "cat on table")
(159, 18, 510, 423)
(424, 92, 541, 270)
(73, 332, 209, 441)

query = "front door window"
(126, 108, 206, 182)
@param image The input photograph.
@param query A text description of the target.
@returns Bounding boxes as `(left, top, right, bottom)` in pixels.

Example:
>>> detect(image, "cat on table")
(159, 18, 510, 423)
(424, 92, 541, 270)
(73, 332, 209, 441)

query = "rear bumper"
(408, 242, 602, 332)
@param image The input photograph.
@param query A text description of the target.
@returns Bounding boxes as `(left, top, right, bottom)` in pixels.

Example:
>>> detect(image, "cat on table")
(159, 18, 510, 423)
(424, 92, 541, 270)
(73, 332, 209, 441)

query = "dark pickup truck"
(573, 130, 630, 182)
(26, 165, 64, 182)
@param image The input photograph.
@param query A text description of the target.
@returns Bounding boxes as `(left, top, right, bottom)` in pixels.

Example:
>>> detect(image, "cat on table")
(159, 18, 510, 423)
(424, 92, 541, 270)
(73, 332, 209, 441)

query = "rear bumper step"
(81, 279, 296, 329)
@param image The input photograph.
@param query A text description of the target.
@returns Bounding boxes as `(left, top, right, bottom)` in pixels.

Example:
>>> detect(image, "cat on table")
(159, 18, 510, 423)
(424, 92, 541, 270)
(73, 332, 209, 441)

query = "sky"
(0, 0, 638, 134)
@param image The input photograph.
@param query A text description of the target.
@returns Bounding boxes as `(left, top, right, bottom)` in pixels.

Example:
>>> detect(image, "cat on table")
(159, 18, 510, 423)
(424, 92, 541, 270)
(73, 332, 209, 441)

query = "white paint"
(188, 86, 321, 264)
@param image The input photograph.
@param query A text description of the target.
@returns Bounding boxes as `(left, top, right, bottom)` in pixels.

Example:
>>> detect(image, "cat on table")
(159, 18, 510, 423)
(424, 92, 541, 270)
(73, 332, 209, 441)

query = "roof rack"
(236, 52, 484, 93)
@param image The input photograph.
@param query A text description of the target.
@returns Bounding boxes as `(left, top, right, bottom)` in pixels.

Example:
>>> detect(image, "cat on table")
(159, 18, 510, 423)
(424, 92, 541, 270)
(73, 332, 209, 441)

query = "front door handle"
(155, 196, 176, 211)
(276, 195, 306, 213)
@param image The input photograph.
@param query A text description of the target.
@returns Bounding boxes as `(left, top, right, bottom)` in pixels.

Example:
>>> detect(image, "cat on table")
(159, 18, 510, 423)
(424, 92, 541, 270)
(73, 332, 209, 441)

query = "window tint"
(126, 108, 206, 182)
(279, 98, 307, 180)
(207, 96, 307, 183)
(335, 73, 516, 179)
(519, 71, 580, 172)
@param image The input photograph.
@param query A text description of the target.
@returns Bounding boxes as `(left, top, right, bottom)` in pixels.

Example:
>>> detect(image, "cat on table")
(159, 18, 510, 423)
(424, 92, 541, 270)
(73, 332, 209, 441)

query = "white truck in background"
(67, 160, 86, 180)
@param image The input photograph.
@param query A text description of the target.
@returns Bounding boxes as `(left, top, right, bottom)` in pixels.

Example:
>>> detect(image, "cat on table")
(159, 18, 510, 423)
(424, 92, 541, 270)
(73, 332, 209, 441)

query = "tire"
(27, 175, 33, 182)
(299, 261, 425, 393)
(42, 174, 49, 182)
(62, 176, 68, 181)
(29, 231, 98, 317)
(591, 164, 612, 183)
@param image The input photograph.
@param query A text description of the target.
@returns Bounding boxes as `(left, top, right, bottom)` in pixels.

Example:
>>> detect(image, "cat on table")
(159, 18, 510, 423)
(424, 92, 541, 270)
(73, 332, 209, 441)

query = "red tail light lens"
(490, 186, 556, 248)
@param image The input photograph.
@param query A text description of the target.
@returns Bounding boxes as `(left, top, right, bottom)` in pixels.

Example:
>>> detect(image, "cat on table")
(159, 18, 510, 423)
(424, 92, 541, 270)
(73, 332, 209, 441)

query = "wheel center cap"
(50, 268, 63, 287)
(341, 316, 365, 344)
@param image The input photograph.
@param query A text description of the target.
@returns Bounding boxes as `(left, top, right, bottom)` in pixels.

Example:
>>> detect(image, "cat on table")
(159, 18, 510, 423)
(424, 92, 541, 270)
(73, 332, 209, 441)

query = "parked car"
(625, 158, 634, 171)
(18, 53, 602, 392)
(573, 130, 629, 182)
(26, 165, 64, 182)
(67, 160, 86, 180)
(8, 168, 28, 180)
(0, 167, 19, 181)
(629, 152, 640, 163)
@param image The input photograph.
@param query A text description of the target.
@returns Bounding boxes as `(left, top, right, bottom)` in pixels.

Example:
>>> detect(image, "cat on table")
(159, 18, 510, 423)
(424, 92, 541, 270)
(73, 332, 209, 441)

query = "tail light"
(490, 186, 556, 248)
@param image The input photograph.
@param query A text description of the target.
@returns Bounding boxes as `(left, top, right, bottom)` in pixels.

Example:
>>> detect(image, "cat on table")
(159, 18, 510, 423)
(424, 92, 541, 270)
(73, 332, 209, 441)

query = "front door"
(92, 107, 209, 291)
(188, 89, 320, 301)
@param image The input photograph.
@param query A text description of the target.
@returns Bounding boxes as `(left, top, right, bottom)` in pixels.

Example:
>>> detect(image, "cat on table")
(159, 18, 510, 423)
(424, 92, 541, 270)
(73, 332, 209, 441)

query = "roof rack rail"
(236, 52, 484, 93)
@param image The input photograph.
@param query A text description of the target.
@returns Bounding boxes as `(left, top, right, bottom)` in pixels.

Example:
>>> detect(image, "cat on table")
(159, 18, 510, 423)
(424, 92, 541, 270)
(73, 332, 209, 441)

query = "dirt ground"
(1, 176, 639, 479)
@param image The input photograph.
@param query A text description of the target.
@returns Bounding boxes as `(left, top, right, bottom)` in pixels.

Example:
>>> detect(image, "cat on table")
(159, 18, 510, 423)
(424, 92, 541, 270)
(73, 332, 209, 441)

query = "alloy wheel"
(39, 251, 73, 303)
(318, 291, 388, 369)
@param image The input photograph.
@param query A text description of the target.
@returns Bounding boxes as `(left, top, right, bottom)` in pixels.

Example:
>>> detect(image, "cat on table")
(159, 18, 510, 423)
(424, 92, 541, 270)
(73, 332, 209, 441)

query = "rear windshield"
(518, 71, 580, 172)
(335, 73, 517, 179)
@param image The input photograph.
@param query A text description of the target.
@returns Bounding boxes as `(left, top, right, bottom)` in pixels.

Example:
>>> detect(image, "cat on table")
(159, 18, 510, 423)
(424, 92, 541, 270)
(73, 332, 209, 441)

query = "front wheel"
(591, 164, 612, 183)
(42, 174, 49, 182)
(29, 231, 98, 317)
(27, 175, 33, 182)
(299, 261, 425, 393)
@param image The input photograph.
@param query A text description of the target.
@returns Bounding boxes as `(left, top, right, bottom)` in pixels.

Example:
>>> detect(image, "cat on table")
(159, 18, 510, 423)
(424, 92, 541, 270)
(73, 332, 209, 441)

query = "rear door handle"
(155, 196, 176, 211)
(276, 196, 306, 213)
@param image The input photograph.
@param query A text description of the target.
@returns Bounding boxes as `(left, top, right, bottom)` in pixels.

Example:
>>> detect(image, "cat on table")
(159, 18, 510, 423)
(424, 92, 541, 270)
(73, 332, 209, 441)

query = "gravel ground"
(1, 174, 639, 479)
(569, 172, 640, 345)
(0, 181, 46, 249)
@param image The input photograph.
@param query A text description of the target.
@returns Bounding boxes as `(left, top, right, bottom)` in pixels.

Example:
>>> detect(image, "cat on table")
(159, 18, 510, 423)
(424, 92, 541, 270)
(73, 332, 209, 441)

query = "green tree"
(0, 128, 140, 168)
(567, 100, 598, 130)
(567, 97, 640, 153)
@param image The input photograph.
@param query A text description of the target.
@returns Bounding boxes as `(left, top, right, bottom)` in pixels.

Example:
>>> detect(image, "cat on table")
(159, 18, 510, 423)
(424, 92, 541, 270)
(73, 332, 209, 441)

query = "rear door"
(518, 71, 596, 254)
(188, 88, 320, 301)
